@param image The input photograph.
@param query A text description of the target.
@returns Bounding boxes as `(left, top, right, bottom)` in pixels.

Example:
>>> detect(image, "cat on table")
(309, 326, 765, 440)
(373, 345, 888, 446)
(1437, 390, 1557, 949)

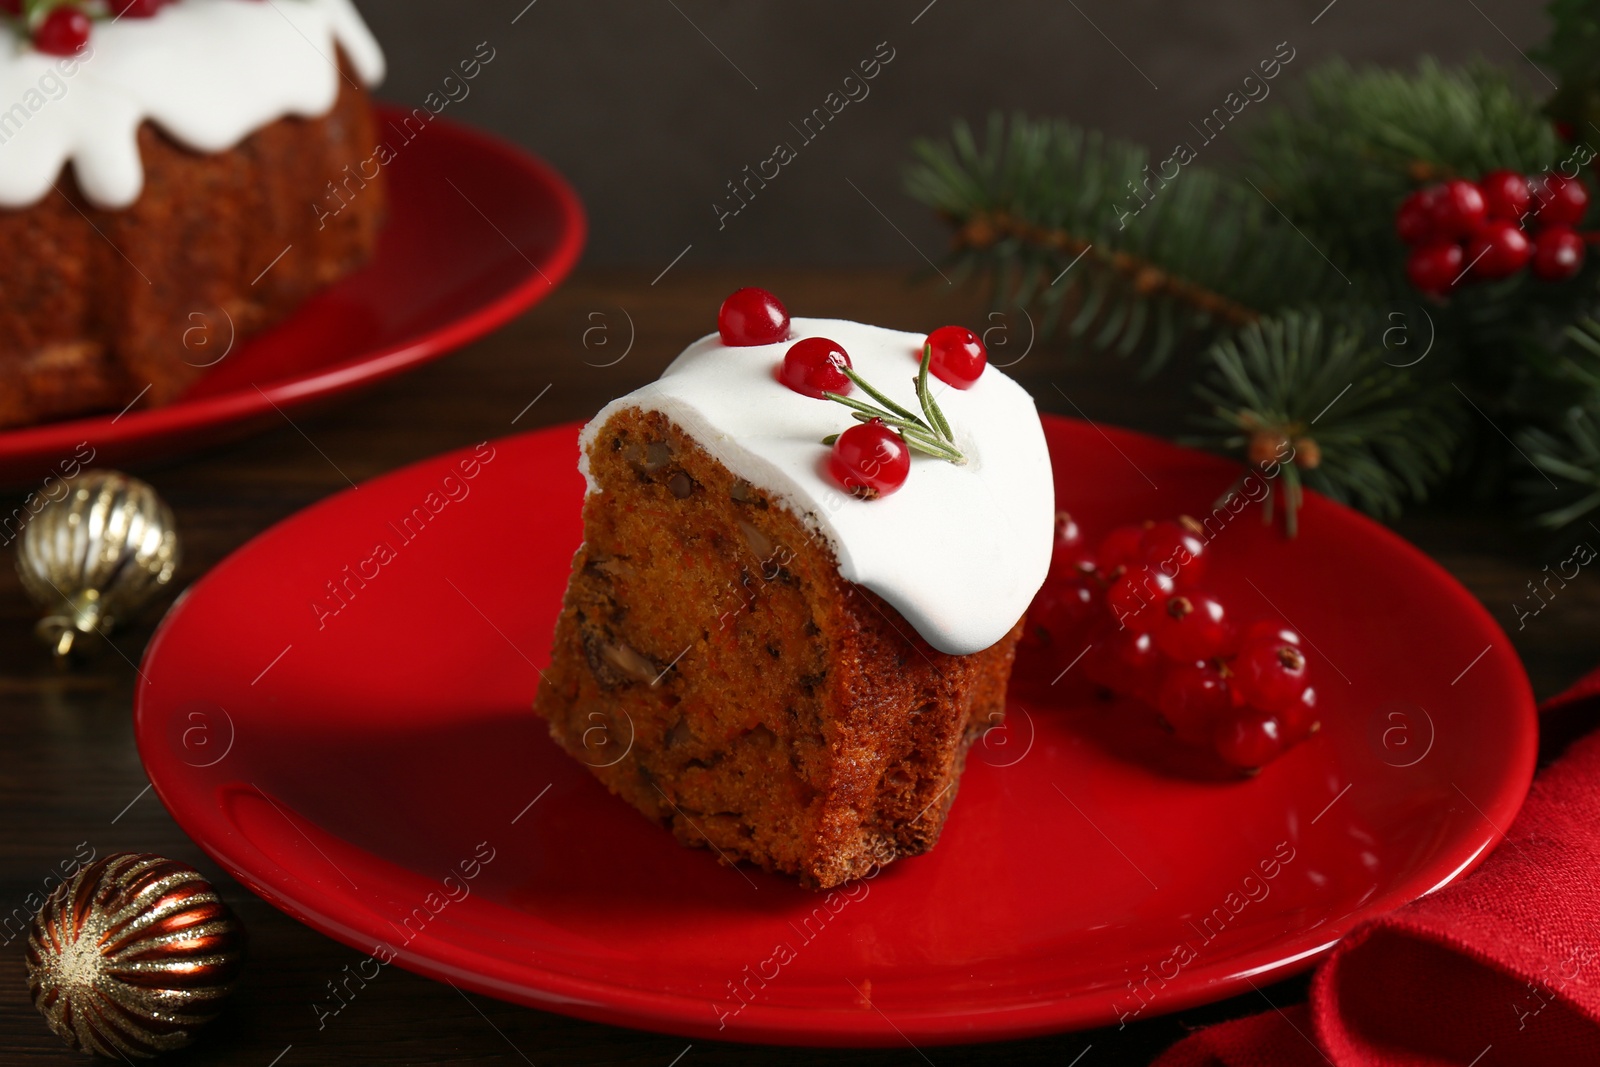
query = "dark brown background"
(360, 0, 1547, 265)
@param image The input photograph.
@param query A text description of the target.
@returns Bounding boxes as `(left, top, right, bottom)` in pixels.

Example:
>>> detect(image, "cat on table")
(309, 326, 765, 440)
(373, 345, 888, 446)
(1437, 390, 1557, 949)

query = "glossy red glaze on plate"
(134, 417, 1537, 1047)
(0, 106, 585, 488)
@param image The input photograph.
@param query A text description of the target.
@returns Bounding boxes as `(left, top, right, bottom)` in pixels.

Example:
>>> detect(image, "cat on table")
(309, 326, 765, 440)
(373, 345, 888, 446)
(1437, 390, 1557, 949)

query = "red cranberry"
(1233, 640, 1310, 714)
(1406, 241, 1464, 296)
(923, 325, 986, 389)
(1532, 173, 1590, 228)
(779, 337, 852, 399)
(718, 288, 790, 347)
(1479, 170, 1533, 222)
(1466, 220, 1532, 280)
(828, 419, 909, 499)
(1427, 179, 1488, 239)
(34, 7, 91, 54)
(1532, 226, 1586, 281)
(1212, 709, 1285, 771)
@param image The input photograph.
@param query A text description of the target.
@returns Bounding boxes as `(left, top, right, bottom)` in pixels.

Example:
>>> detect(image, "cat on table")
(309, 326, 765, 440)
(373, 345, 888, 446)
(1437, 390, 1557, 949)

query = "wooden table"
(1, 269, 1593, 1066)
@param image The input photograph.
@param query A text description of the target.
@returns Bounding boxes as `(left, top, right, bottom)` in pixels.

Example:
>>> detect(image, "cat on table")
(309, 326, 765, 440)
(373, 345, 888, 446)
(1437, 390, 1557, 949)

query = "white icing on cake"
(0, 0, 384, 210)
(580, 318, 1056, 657)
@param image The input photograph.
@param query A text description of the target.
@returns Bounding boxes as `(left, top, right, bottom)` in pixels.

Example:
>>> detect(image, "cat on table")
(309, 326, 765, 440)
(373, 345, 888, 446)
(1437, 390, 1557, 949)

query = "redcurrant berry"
(1395, 190, 1435, 246)
(779, 337, 852, 399)
(34, 7, 90, 54)
(1212, 709, 1284, 771)
(1233, 639, 1310, 713)
(1152, 593, 1229, 662)
(1478, 170, 1533, 222)
(828, 419, 909, 499)
(1531, 173, 1590, 228)
(1105, 567, 1174, 633)
(1237, 619, 1302, 649)
(1427, 179, 1488, 239)
(1406, 241, 1464, 296)
(1278, 685, 1319, 742)
(1466, 220, 1532, 280)
(112, 0, 168, 14)
(1096, 523, 1149, 578)
(1157, 661, 1232, 745)
(922, 325, 986, 389)
(1532, 226, 1586, 281)
(1048, 511, 1097, 580)
(1025, 576, 1102, 651)
(718, 287, 790, 347)
(1085, 627, 1162, 702)
(1138, 518, 1207, 588)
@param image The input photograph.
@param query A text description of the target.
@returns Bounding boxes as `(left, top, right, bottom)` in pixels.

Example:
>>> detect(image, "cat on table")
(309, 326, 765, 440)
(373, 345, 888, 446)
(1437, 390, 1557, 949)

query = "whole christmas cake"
(0, 0, 386, 430)
(533, 288, 1054, 888)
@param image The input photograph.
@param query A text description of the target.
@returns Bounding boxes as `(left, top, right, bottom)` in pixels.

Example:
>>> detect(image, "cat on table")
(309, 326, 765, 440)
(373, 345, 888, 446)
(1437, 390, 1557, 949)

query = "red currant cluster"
(717, 287, 985, 499)
(1022, 513, 1319, 773)
(1398, 171, 1591, 295)
(1, 0, 183, 56)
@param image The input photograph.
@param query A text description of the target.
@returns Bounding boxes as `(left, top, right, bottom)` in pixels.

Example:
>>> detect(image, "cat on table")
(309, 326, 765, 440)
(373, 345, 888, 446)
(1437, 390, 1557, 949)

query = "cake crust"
(534, 407, 1020, 889)
(0, 61, 384, 430)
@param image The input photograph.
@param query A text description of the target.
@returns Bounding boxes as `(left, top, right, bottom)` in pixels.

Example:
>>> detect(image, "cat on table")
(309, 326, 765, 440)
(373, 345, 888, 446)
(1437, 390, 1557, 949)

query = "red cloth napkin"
(1155, 669, 1600, 1067)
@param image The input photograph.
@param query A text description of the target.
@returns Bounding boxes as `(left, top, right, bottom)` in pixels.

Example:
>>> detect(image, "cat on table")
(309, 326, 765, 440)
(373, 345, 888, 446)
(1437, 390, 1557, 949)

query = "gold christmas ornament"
(16, 470, 179, 657)
(26, 853, 244, 1059)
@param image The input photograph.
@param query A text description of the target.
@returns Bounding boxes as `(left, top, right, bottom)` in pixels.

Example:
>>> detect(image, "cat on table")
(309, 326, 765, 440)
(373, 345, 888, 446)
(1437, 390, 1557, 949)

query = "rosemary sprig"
(820, 345, 966, 464)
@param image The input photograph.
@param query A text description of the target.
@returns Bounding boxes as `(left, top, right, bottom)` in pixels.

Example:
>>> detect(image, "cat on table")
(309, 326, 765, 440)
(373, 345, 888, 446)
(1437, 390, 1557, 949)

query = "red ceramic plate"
(134, 416, 1537, 1047)
(0, 106, 584, 488)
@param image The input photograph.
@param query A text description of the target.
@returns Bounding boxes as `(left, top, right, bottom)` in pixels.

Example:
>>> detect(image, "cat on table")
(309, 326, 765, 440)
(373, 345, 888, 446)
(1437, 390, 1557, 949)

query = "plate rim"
(0, 105, 587, 482)
(133, 417, 1539, 1047)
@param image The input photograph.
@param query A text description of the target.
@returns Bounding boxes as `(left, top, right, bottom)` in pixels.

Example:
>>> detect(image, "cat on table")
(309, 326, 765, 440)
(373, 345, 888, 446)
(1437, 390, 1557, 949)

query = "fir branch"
(1190, 310, 1463, 532)
(905, 114, 1351, 370)
(1518, 403, 1600, 527)
(823, 348, 966, 464)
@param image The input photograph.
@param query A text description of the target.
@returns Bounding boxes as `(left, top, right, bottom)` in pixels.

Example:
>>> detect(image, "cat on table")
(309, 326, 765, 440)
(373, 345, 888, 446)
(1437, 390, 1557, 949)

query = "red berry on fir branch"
(34, 7, 91, 54)
(1532, 173, 1590, 228)
(1152, 593, 1230, 662)
(1427, 179, 1488, 239)
(1466, 220, 1532, 280)
(1406, 240, 1464, 296)
(1233, 639, 1310, 714)
(718, 287, 790, 347)
(1478, 170, 1533, 222)
(1395, 190, 1435, 246)
(1531, 225, 1586, 281)
(779, 337, 852, 399)
(923, 325, 987, 389)
(1212, 708, 1285, 771)
(828, 419, 909, 499)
